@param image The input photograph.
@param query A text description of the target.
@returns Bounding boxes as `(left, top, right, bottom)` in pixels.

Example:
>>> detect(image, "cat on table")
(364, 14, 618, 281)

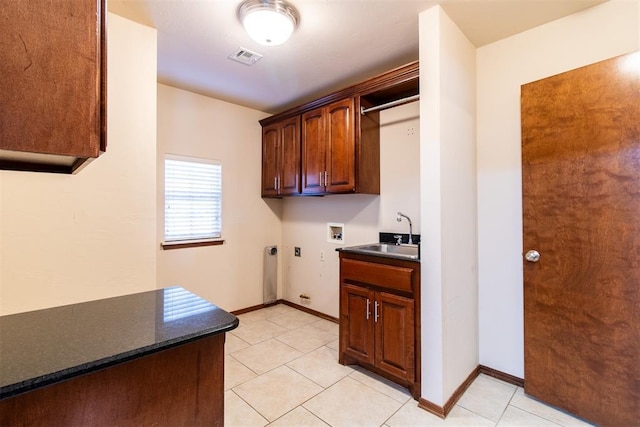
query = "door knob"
(525, 250, 540, 263)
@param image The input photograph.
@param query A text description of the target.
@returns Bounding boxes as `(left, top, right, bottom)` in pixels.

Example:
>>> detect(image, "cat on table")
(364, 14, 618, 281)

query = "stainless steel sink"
(342, 243, 419, 260)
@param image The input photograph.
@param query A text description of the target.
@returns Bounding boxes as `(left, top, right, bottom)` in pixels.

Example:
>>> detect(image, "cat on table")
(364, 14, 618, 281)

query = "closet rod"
(360, 94, 420, 115)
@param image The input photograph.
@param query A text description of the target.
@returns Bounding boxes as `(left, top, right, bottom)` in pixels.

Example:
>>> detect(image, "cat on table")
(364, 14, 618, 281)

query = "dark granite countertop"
(0, 287, 238, 400)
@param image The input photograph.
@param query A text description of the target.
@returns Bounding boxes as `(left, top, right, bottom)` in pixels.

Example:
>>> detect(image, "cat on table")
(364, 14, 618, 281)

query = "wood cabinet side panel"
(0, 335, 226, 427)
(0, 0, 102, 158)
(356, 97, 381, 194)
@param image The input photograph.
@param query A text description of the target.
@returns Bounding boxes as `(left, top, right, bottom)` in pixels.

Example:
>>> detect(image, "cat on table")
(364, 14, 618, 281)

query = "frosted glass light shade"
(239, 0, 299, 46)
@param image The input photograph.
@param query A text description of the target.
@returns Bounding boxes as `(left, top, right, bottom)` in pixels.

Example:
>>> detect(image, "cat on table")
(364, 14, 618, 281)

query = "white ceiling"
(108, 0, 606, 114)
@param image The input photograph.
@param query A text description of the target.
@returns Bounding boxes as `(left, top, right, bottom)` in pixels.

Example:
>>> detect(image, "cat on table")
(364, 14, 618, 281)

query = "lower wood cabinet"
(0, 334, 226, 426)
(339, 252, 420, 399)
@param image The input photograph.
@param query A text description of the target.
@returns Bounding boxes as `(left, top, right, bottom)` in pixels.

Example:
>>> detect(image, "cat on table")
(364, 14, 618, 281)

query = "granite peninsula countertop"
(0, 287, 238, 400)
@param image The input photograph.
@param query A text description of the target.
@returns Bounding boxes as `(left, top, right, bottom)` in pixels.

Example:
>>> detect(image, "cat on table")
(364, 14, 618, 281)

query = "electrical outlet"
(320, 251, 325, 261)
(294, 247, 301, 257)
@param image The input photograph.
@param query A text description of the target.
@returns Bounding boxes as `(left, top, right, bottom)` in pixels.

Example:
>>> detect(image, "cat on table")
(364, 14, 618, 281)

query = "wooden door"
(301, 108, 326, 195)
(340, 284, 374, 365)
(375, 292, 414, 381)
(522, 51, 640, 427)
(261, 124, 279, 197)
(280, 116, 300, 196)
(326, 98, 356, 193)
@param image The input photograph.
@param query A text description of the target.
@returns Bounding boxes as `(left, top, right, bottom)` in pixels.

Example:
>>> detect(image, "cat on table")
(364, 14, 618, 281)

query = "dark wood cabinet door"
(261, 124, 279, 197)
(341, 284, 375, 365)
(375, 291, 415, 381)
(325, 98, 355, 193)
(0, 0, 106, 173)
(301, 107, 326, 195)
(279, 116, 300, 196)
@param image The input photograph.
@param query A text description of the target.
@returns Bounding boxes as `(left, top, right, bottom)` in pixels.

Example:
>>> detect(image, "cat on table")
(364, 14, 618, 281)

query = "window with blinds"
(164, 155, 222, 244)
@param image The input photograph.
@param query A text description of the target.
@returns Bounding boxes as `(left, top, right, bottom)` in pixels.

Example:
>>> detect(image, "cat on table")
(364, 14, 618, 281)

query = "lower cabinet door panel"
(375, 292, 415, 381)
(341, 283, 374, 365)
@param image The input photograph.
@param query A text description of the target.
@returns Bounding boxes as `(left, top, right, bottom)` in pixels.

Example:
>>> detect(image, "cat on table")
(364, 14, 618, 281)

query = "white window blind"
(164, 156, 222, 243)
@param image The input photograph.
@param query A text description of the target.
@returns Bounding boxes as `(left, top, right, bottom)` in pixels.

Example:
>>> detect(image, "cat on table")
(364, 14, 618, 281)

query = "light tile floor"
(225, 304, 593, 427)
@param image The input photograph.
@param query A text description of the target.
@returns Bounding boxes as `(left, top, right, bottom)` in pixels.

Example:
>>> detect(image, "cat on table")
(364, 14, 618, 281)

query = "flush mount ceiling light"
(239, 0, 299, 46)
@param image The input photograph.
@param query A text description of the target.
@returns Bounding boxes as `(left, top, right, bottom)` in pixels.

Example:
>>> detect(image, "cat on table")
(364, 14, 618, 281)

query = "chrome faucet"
(396, 212, 413, 244)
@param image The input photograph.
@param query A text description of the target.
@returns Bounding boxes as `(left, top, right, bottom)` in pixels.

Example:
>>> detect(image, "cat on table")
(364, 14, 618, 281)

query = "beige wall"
(477, 0, 640, 379)
(0, 14, 158, 315)
(419, 5, 478, 406)
(156, 84, 282, 312)
(280, 102, 420, 318)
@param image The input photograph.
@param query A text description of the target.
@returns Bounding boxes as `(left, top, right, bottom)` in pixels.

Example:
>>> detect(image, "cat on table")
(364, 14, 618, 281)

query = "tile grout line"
(227, 389, 269, 426)
(507, 387, 580, 426)
(381, 398, 412, 426)
(345, 368, 412, 404)
(492, 386, 518, 426)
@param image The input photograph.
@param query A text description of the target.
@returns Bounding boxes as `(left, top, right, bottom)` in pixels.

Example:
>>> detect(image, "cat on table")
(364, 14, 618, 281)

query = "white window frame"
(162, 154, 223, 249)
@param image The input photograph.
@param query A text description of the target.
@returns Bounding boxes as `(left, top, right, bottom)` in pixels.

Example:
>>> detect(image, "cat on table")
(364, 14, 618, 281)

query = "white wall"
(281, 102, 420, 318)
(156, 84, 283, 312)
(0, 14, 158, 315)
(419, 5, 478, 405)
(477, 0, 640, 378)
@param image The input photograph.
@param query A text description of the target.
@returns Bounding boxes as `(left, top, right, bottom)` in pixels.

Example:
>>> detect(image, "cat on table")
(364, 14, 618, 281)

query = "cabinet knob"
(374, 301, 379, 322)
(366, 298, 370, 320)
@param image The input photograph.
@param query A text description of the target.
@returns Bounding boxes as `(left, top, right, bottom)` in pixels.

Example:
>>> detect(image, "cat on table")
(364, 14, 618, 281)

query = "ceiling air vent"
(228, 48, 263, 66)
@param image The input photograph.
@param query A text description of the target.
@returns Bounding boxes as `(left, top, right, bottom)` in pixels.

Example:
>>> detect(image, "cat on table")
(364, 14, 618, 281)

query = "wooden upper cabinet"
(0, 0, 106, 174)
(260, 61, 418, 198)
(302, 97, 368, 195)
(261, 116, 300, 197)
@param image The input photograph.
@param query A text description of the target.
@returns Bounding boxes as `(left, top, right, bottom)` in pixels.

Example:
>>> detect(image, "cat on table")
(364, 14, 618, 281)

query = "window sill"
(161, 239, 225, 250)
